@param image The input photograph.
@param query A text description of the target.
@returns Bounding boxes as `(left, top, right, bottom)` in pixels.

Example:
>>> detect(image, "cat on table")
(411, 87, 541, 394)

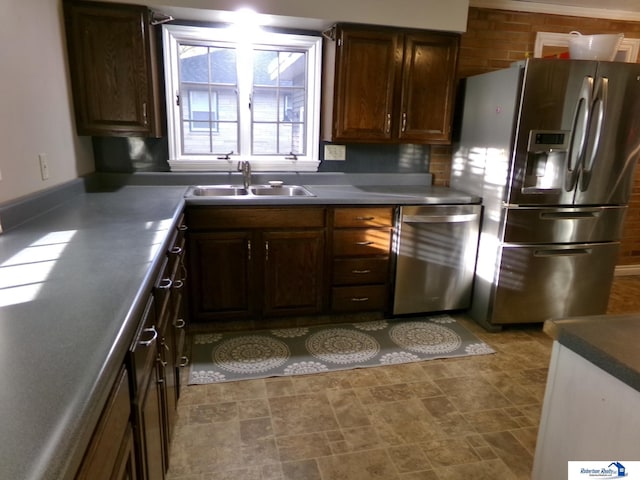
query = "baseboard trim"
(615, 265, 640, 276)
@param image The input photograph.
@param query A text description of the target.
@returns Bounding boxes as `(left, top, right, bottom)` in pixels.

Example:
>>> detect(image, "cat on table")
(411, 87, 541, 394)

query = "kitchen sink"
(187, 185, 249, 196)
(249, 185, 315, 197)
(186, 184, 315, 197)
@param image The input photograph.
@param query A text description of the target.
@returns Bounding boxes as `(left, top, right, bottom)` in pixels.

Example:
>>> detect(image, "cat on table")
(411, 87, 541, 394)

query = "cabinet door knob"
(174, 318, 186, 329)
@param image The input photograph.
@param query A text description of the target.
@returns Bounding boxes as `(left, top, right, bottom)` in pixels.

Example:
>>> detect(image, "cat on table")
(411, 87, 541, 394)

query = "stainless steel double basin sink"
(186, 184, 315, 198)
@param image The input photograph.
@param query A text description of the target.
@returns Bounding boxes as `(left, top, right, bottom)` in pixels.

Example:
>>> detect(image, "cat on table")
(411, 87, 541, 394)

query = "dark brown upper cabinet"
(322, 24, 459, 144)
(63, 0, 165, 137)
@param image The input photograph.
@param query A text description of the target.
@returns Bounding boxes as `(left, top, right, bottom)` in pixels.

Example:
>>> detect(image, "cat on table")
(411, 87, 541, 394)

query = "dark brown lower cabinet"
(75, 367, 137, 480)
(187, 207, 326, 322)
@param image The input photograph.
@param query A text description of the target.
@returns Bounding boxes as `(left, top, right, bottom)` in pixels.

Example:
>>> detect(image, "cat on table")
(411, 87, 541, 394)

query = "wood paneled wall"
(431, 7, 640, 266)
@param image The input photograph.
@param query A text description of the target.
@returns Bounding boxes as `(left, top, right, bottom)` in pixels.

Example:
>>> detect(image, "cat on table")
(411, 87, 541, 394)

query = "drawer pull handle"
(179, 355, 190, 367)
(355, 216, 375, 221)
(178, 224, 188, 231)
(350, 297, 369, 302)
(138, 326, 158, 347)
(173, 279, 184, 290)
(174, 318, 186, 329)
(158, 356, 167, 368)
(169, 246, 183, 255)
(158, 278, 173, 290)
(352, 269, 371, 274)
(355, 241, 374, 246)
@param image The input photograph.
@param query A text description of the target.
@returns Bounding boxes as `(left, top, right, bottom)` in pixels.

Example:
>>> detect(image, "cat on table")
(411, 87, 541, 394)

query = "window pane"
(179, 45, 208, 83)
(253, 50, 278, 86)
(209, 48, 237, 84)
(279, 52, 305, 87)
(252, 123, 278, 155)
(253, 87, 277, 122)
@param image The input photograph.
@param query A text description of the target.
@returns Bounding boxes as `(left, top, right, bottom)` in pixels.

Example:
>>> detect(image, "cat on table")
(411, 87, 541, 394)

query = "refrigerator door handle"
(580, 76, 608, 192)
(539, 210, 601, 220)
(533, 248, 592, 257)
(565, 76, 593, 192)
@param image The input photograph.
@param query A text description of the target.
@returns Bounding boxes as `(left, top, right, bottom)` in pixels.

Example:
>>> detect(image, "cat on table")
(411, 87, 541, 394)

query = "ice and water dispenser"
(523, 129, 571, 192)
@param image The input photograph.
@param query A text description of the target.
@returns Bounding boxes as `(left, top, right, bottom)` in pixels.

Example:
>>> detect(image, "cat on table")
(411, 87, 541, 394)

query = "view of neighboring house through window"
(163, 24, 322, 171)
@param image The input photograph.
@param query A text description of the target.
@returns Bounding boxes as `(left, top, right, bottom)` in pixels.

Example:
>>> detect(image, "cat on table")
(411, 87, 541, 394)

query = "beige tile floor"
(167, 276, 640, 480)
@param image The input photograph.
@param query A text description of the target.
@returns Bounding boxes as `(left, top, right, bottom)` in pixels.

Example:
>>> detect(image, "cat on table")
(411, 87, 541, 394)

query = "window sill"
(168, 159, 320, 172)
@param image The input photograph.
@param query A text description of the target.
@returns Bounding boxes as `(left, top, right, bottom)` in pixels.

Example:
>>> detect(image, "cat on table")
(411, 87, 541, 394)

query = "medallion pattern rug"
(188, 315, 495, 384)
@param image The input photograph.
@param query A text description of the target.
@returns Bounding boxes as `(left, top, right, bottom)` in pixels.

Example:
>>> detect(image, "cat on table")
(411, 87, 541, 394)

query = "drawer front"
(333, 229, 391, 256)
(333, 207, 393, 228)
(129, 296, 158, 398)
(333, 257, 389, 285)
(502, 206, 627, 244)
(187, 207, 326, 230)
(332, 285, 388, 312)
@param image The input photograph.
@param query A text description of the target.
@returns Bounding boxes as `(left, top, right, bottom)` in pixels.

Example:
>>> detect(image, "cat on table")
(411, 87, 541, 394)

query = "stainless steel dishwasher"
(393, 204, 482, 315)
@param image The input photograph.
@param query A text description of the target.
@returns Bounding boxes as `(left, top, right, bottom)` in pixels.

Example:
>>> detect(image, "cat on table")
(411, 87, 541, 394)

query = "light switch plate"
(324, 144, 346, 161)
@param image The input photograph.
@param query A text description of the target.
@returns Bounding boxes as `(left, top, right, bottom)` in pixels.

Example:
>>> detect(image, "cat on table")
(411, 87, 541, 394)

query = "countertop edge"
(544, 315, 640, 394)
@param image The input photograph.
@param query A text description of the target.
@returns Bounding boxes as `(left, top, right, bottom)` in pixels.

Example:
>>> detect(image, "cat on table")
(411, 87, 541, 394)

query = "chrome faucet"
(237, 161, 251, 189)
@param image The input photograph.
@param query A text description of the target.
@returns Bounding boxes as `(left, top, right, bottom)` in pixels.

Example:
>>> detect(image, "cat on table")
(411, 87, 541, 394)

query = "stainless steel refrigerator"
(451, 58, 640, 330)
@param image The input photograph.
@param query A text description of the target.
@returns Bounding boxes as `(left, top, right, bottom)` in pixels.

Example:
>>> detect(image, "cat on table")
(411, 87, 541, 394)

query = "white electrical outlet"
(324, 144, 346, 161)
(39, 153, 49, 180)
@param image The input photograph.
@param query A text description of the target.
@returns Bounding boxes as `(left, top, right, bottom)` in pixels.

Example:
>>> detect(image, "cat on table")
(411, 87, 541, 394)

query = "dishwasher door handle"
(403, 213, 479, 224)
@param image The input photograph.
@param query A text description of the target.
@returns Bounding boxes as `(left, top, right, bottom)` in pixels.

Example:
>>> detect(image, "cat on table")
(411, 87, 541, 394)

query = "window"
(163, 24, 322, 172)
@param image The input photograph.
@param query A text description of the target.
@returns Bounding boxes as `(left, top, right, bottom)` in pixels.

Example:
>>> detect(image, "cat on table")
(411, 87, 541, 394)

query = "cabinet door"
(75, 368, 137, 480)
(262, 230, 325, 316)
(398, 32, 459, 143)
(332, 27, 401, 142)
(188, 232, 255, 320)
(63, 0, 163, 137)
(139, 362, 166, 480)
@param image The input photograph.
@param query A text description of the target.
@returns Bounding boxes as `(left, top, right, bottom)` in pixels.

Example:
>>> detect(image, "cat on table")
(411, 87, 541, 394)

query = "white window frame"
(162, 24, 322, 172)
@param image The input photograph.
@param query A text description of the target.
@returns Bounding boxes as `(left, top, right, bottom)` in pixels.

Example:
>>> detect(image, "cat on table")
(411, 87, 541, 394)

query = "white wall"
(0, 0, 93, 205)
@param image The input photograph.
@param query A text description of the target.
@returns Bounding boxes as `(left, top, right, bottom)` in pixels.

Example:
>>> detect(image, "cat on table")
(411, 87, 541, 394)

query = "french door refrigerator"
(451, 58, 640, 330)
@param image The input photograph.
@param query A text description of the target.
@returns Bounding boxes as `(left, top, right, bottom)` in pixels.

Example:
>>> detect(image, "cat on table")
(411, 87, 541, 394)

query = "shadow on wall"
(92, 137, 431, 174)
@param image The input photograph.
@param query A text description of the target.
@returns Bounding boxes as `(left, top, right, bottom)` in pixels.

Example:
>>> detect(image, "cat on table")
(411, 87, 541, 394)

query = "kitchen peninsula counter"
(532, 314, 640, 478)
(0, 172, 478, 479)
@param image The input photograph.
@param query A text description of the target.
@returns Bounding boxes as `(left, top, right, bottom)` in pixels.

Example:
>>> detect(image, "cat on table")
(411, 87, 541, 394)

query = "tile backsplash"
(92, 137, 431, 175)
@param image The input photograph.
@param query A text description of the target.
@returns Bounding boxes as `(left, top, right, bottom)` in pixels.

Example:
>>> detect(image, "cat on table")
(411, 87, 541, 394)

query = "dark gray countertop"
(0, 184, 187, 480)
(544, 314, 640, 393)
(0, 172, 478, 479)
(185, 183, 479, 206)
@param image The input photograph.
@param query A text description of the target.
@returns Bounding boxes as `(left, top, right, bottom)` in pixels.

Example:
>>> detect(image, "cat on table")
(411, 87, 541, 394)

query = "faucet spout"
(237, 161, 251, 189)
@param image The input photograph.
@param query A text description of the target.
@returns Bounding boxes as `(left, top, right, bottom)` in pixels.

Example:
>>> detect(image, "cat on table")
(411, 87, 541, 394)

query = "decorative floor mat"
(188, 315, 495, 384)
